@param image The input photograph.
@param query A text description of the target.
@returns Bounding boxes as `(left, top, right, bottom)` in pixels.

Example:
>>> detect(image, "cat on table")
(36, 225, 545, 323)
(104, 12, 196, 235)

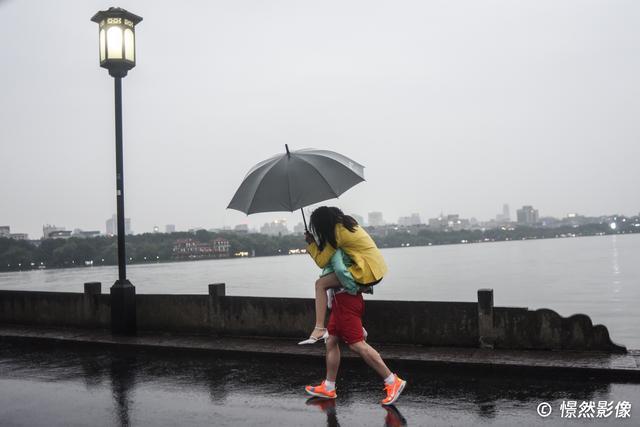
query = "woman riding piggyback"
(308, 207, 387, 287)
(300, 206, 387, 344)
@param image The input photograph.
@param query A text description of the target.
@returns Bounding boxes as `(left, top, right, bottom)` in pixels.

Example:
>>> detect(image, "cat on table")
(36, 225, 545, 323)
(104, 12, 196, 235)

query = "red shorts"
(327, 292, 365, 344)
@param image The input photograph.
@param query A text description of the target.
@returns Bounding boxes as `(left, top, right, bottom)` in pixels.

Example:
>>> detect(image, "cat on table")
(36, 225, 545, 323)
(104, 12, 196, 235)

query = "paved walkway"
(1, 325, 638, 382)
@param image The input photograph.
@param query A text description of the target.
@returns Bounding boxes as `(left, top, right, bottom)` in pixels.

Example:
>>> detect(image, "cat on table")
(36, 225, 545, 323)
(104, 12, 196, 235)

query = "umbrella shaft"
(301, 208, 308, 232)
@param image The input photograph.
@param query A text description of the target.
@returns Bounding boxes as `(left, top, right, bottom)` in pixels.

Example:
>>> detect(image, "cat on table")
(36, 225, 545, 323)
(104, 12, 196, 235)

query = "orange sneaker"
(305, 381, 337, 399)
(381, 374, 406, 406)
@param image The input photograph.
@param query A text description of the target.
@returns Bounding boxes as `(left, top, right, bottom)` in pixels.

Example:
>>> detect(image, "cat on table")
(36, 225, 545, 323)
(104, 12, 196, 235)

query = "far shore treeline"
(1, 222, 639, 272)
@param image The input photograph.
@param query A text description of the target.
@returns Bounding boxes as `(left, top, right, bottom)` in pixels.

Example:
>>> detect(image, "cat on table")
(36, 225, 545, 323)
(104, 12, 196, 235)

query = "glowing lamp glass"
(124, 29, 135, 61)
(99, 29, 106, 61)
(91, 8, 142, 77)
(107, 26, 124, 59)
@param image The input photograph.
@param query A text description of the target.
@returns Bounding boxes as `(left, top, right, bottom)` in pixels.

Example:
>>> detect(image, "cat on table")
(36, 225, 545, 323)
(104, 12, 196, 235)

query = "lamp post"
(91, 7, 142, 335)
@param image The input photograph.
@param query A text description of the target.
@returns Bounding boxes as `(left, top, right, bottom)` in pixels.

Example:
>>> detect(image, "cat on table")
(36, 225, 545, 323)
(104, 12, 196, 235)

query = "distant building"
(43, 225, 74, 239)
(106, 217, 115, 235)
(398, 213, 421, 226)
(496, 204, 511, 223)
(72, 229, 101, 239)
(233, 224, 249, 234)
(212, 237, 231, 255)
(172, 238, 229, 259)
(260, 219, 289, 236)
(446, 214, 469, 231)
(47, 230, 72, 240)
(2, 226, 30, 241)
(428, 214, 446, 230)
(165, 224, 176, 233)
(428, 213, 469, 231)
(172, 238, 213, 258)
(293, 222, 306, 234)
(516, 205, 539, 225)
(539, 217, 561, 227)
(43, 224, 65, 239)
(351, 214, 364, 226)
(106, 215, 132, 236)
(564, 213, 591, 227)
(368, 212, 384, 227)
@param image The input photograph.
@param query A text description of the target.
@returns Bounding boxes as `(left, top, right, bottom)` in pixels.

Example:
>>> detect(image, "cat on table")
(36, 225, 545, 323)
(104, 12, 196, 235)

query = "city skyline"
(1, 1, 639, 240)
(4, 204, 639, 240)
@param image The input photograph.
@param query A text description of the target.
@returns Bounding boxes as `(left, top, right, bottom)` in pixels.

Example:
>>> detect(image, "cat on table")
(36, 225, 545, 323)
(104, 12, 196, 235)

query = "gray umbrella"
(227, 145, 365, 230)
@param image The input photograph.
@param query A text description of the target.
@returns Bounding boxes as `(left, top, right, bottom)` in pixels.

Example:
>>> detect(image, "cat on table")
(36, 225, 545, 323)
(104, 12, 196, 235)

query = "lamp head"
(91, 7, 142, 78)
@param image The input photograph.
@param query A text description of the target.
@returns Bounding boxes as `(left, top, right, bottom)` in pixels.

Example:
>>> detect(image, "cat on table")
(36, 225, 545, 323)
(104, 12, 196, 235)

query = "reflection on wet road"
(0, 341, 637, 426)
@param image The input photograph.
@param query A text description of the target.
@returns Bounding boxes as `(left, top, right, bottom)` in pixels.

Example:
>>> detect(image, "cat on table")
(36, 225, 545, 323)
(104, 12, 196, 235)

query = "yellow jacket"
(307, 223, 387, 285)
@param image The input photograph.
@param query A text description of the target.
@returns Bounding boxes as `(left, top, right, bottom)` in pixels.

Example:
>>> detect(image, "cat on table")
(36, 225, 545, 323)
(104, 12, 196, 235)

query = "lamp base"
(108, 68, 128, 78)
(110, 280, 136, 335)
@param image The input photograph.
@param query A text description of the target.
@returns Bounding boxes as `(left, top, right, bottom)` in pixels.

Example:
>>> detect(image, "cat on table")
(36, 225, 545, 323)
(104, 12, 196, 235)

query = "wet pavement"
(0, 340, 638, 426)
(2, 326, 638, 382)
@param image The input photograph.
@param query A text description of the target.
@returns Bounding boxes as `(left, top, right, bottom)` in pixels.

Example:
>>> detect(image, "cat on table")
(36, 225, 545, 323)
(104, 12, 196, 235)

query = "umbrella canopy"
(227, 146, 365, 217)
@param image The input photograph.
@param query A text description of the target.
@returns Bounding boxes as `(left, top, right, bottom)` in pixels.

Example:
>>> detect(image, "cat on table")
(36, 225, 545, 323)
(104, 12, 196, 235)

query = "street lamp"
(91, 7, 142, 335)
(92, 7, 142, 78)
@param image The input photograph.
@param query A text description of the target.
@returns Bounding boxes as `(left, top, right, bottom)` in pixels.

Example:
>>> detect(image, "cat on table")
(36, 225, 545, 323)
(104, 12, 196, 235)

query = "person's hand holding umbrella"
(304, 232, 316, 245)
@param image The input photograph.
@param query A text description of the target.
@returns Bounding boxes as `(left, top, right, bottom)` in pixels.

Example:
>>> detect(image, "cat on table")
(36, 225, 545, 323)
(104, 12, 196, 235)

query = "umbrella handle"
(301, 208, 309, 233)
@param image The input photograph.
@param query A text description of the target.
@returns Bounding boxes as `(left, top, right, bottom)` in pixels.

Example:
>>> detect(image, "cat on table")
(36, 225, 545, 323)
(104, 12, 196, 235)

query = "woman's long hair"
(309, 206, 358, 251)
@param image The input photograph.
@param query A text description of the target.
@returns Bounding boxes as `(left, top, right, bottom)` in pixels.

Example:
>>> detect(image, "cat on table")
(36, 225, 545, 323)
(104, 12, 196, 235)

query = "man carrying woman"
(300, 206, 406, 406)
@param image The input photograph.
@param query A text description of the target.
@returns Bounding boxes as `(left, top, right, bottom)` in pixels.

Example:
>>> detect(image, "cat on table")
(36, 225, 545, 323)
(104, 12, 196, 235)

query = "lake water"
(1, 234, 638, 348)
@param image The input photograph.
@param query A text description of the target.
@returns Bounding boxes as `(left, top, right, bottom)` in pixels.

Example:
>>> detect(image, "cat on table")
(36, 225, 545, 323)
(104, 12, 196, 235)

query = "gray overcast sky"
(1, 0, 639, 238)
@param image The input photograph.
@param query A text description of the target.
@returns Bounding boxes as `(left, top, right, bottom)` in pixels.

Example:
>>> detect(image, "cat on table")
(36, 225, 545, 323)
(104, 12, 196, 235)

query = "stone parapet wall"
(0, 283, 626, 353)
